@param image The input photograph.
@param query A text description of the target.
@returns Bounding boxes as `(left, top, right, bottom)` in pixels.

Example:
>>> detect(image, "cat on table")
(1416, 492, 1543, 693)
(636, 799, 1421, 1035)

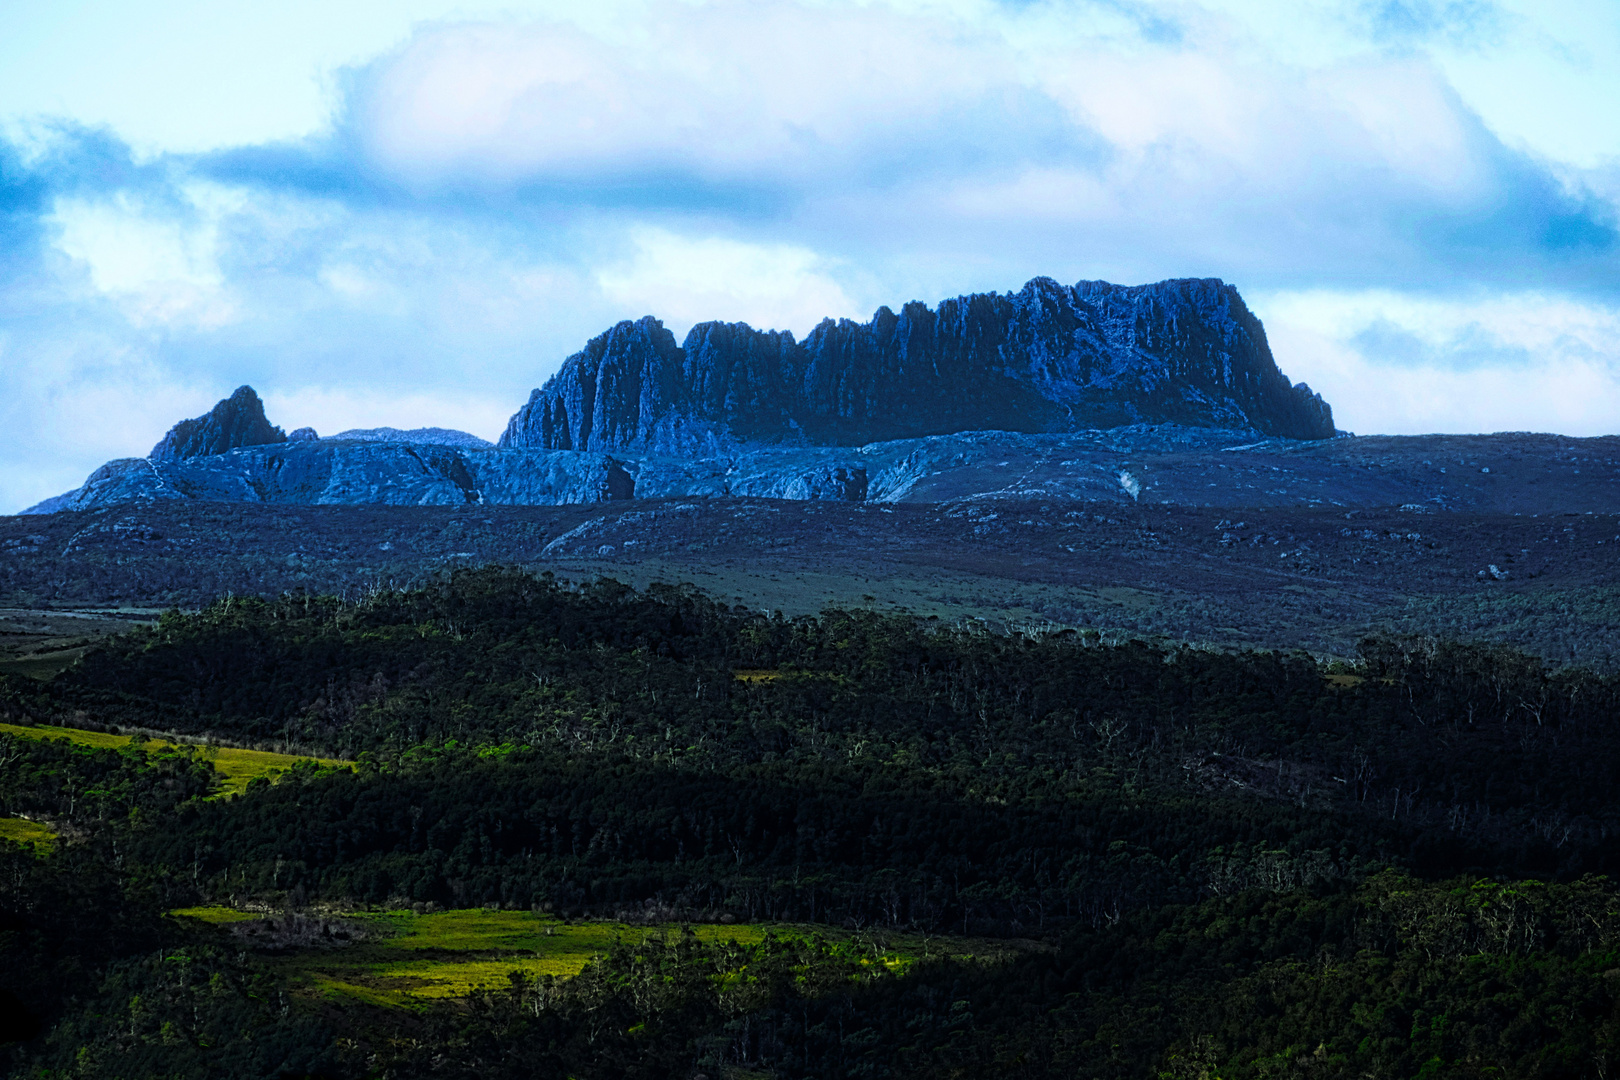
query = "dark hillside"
(5, 571, 1620, 1077)
(15, 569, 1620, 915)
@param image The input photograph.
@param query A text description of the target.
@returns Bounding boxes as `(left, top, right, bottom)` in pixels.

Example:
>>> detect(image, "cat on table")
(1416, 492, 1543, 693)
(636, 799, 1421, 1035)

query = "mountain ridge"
(149, 385, 286, 460)
(24, 427, 1620, 516)
(26, 275, 1366, 513)
(500, 276, 1336, 453)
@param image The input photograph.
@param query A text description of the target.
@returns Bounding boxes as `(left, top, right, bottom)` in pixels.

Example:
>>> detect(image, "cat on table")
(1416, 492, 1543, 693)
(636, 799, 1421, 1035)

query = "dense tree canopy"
(4, 568, 1619, 1077)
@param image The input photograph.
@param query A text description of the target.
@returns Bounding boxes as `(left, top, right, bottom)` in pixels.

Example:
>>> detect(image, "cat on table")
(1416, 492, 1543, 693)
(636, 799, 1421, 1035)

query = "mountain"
(499, 277, 1336, 453)
(149, 386, 287, 460)
(26, 422, 1620, 516)
(28, 275, 1361, 515)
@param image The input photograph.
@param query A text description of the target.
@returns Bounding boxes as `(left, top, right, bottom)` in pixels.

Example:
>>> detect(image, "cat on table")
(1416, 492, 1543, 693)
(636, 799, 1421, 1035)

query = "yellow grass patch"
(198, 745, 350, 797)
(0, 816, 56, 854)
(0, 721, 351, 798)
(733, 669, 843, 686)
(169, 905, 262, 925)
(321, 957, 588, 1002)
(366, 908, 768, 954)
(0, 721, 134, 749)
(300, 976, 405, 1009)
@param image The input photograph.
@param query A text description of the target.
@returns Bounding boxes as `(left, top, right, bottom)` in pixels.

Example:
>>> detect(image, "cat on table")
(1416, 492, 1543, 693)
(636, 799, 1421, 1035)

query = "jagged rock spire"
(150, 386, 287, 461)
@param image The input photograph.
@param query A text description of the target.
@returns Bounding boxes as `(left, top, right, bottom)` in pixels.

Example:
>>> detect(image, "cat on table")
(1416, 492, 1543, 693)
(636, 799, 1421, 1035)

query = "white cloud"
(333, 2, 1617, 303)
(263, 385, 514, 442)
(597, 227, 862, 336)
(0, 323, 213, 511)
(1264, 288, 1620, 359)
(924, 50, 1515, 274)
(351, 3, 1491, 208)
(1260, 288, 1620, 435)
(353, 4, 1030, 188)
(48, 183, 252, 329)
(0, 0, 648, 155)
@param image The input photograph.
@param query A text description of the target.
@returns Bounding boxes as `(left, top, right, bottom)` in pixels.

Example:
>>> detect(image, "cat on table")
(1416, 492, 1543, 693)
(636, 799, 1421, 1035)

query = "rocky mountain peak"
(500, 277, 1336, 454)
(149, 386, 287, 461)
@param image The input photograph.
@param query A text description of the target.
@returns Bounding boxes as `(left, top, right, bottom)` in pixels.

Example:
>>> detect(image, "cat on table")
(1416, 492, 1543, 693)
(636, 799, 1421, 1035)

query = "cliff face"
(150, 386, 287, 460)
(500, 277, 1335, 451)
(29, 276, 1343, 516)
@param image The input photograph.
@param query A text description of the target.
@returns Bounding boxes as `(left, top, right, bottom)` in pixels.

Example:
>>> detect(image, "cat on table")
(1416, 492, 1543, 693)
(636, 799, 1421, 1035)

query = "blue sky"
(1, 0, 1617, 512)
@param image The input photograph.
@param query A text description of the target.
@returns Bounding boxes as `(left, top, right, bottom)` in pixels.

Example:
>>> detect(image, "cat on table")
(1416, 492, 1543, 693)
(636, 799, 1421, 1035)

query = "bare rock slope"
(500, 277, 1335, 453)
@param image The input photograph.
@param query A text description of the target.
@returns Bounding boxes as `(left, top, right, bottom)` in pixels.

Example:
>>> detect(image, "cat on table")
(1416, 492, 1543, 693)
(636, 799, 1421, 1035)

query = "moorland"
(4, 492, 1618, 672)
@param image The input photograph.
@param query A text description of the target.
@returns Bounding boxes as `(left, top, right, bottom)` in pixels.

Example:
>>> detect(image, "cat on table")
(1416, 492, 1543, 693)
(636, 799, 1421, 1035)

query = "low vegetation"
(0, 720, 350, 798)
(6, 499, 1619, 668)
(0, 815, 54, 853)
(196, 906, 1002, 1008)
(3, 568, 1619, 1077)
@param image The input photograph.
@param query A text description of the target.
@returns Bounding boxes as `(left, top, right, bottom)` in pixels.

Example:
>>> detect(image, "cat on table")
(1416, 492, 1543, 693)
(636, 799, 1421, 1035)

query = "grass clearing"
(307, 957, 584, 1002)
(169, 905, 262, 925)
(0, 816, 56, 854)
(0, 721, 352, 798)
(0, 721, 134, 750)
(275, 910, 719, 1007)
(198, 745, 350, 797)
(180, 906, 1023, 1009)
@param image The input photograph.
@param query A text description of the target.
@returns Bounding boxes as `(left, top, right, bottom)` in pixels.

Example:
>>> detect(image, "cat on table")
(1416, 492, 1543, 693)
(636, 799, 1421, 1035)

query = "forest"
(3, 567, 1619, 1077)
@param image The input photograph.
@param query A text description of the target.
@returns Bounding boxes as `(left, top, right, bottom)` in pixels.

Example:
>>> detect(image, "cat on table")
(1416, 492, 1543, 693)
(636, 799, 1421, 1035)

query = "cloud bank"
(1, 0, 1616, 512)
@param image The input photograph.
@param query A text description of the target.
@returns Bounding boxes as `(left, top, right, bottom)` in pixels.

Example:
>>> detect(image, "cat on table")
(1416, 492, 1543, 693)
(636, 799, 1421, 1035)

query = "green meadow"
(0, 720, 131, 750)
(168, 905, 262, 925)
(0, 721, 351, 798)
(172, 906, 1018, 1009)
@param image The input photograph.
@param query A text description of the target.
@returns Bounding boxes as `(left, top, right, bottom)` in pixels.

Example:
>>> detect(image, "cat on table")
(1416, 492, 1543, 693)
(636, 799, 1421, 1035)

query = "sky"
(1, 0, 1617, 513)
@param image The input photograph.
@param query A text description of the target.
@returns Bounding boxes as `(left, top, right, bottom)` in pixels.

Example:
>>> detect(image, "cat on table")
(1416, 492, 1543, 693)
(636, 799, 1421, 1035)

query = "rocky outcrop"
(36, 443, 639, 511)
(27, 276, 1348, 516)
(499, 318, 706, 454)
(29, 426, 1620, 516)
(500, 277, 1336, 452)
(328, 427, 494, 449)
(150, 386, 287, 460)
